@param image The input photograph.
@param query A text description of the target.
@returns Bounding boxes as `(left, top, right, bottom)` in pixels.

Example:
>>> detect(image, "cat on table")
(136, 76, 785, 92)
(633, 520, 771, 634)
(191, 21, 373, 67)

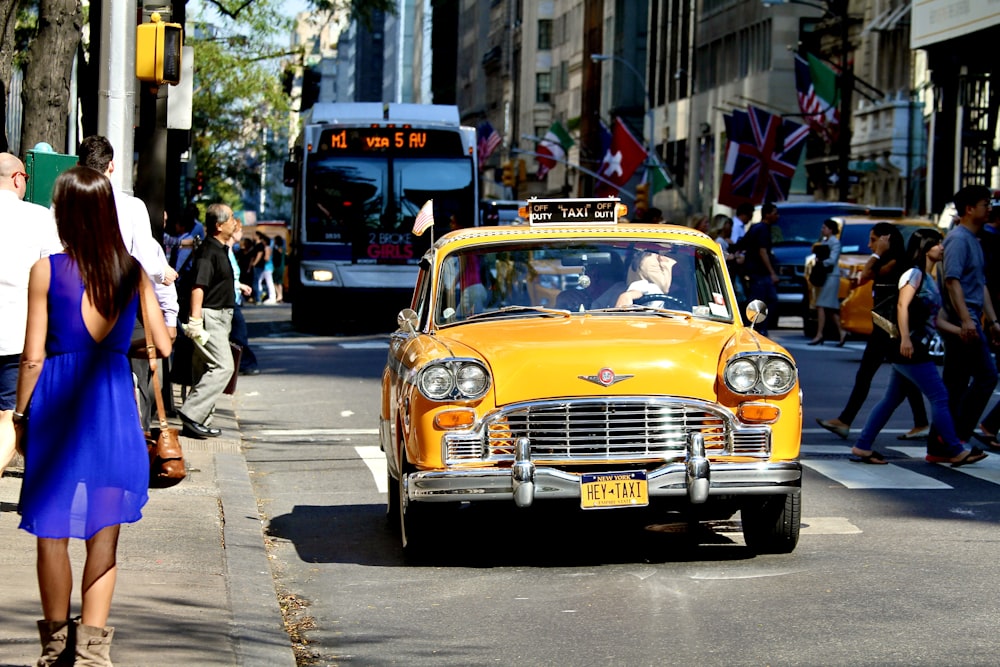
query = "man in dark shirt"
(741, 201, 780, 335)
(178, 203, 237, 438)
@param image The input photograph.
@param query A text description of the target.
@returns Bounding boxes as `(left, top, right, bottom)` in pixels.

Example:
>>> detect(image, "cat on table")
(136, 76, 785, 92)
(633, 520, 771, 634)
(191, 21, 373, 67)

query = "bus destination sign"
(527, 198, 621, 225)
(318, 128, 465, 157)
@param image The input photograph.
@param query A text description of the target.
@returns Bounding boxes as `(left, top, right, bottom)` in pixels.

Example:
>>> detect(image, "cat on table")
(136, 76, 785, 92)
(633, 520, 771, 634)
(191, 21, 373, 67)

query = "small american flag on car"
(413, 199, 434, 236)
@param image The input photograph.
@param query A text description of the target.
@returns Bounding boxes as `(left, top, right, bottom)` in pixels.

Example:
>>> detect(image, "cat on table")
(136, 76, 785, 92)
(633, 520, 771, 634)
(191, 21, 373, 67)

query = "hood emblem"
(579, 368, 634, 387)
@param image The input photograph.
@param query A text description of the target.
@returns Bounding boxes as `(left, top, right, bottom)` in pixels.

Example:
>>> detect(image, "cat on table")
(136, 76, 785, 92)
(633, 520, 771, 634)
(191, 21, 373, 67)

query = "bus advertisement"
(283, 103, 478, 330)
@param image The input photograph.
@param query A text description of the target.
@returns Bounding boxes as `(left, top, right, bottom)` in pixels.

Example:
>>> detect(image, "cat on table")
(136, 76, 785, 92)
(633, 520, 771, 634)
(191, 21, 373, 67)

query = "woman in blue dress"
(14, 167, 172, 666)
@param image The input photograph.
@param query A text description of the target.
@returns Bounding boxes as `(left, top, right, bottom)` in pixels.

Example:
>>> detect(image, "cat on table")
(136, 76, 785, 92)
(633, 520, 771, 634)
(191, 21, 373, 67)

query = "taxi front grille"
(463, 399, 766, 462)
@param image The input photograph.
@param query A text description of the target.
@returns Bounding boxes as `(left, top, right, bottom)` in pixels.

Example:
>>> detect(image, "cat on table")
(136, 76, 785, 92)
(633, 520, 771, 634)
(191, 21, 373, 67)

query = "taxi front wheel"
(740, 493, 801, 554)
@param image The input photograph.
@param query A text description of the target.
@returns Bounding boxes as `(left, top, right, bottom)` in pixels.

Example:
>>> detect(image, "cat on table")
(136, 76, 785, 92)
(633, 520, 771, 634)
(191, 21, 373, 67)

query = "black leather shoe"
(179, 413, 220, 438)
(239, 367, 260, 376)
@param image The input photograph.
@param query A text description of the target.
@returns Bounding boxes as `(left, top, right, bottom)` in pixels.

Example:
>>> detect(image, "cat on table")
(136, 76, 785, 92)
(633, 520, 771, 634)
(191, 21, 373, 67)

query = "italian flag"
(536, 121, 574, 179)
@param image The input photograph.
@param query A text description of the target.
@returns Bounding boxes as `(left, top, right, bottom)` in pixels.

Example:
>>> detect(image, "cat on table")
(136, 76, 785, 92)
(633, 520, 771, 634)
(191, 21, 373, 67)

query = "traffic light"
(502, 161, 515, 187)
(136, 12, 183, 85)
(517, 159, 527, 183)
(635, 182, 649, 212)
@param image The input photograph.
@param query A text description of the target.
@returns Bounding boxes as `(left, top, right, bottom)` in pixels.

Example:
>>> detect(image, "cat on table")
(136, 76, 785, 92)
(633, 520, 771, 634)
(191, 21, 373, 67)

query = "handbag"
(871, 294, 900, 338)
(223, 342, 242, 395)
(809, 262, 828, 287)
(138, 287, 186, 486)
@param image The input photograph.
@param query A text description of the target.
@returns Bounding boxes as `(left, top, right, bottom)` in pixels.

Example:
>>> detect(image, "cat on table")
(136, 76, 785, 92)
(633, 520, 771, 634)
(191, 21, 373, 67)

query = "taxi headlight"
(724, 354, 797, 395)
(761, 357, 796, 394)
(418, 365, 455, 400)
(456, 364, 489, 397)
(417, 360, 491, 401)
(725, 358, 759, 393)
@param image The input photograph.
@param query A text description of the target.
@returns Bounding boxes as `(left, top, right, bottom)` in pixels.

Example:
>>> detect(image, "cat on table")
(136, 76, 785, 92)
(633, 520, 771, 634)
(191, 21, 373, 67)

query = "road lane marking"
(339, 341, 390, 349)
(256, 344, 317, 350)
(356, 446, 388, 493)
(799, 517, 862, 534)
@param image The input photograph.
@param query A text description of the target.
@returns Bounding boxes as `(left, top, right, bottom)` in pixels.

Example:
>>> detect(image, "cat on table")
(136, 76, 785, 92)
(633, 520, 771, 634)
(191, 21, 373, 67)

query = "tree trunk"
(0, 0, 20, 152)
(21, 0, 81, 154)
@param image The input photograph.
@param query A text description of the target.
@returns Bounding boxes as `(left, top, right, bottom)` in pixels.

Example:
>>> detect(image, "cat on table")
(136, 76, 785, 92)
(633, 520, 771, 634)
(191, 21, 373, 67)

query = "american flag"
(718, 106, 809, 208)
(477, 121, 502, 165)
(412, 199, 434, 236)
(795, 54, 840, 143)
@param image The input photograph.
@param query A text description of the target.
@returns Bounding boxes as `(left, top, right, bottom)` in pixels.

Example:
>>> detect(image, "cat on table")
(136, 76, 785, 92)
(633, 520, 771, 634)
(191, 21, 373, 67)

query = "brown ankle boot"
(35, 619, 73, 666)
(74, 621, 114, 666)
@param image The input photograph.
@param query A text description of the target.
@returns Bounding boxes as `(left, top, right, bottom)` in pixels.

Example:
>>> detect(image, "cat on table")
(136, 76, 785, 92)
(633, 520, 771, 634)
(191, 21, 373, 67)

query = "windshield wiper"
(464, 305, 572, 321)
(589, 305, 689, 318)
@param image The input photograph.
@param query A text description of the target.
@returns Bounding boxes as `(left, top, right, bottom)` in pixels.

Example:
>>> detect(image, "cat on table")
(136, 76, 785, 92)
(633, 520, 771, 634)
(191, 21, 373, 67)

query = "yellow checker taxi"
(381, 198, 803, 556)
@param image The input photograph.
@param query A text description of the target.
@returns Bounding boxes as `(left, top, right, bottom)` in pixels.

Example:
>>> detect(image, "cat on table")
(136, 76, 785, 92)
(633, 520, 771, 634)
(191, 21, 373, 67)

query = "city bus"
(283, 103, 479, 330)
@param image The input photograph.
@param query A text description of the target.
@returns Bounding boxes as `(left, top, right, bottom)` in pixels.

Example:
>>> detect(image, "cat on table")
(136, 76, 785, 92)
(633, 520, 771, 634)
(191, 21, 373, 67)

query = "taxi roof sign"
(525, 198, 623, 225)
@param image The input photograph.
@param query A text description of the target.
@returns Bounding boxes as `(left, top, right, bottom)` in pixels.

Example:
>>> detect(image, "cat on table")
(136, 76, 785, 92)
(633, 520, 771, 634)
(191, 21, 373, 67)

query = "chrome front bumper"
(406, 434, 801, 508)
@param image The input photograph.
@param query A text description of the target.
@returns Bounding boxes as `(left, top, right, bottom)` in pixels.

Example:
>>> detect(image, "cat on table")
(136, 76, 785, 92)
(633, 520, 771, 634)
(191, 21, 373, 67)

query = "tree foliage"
(188, 1, 295, 210)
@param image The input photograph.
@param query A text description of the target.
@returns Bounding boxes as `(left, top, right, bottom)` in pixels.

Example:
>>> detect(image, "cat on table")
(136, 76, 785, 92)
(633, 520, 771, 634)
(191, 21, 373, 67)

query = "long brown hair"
(52, 166, 141, 319)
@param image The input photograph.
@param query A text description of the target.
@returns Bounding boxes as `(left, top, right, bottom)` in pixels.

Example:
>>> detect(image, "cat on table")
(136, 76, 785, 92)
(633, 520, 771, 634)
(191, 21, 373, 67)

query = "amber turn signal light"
(434, 409, 476, 430)
(738, 402, 780, 424)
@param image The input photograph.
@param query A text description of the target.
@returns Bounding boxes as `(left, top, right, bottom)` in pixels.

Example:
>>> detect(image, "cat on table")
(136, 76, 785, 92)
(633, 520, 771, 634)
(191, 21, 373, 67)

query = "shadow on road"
(264, 501, 766, 568)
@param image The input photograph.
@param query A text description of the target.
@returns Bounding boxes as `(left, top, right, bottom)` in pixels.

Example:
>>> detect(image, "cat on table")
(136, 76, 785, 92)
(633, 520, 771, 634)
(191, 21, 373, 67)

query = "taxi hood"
(436, 316, 743, 406)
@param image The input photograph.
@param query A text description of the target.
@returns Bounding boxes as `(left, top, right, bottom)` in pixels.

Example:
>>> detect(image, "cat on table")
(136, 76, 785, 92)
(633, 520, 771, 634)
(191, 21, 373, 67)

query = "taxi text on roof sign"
(526, 198, 623, 225)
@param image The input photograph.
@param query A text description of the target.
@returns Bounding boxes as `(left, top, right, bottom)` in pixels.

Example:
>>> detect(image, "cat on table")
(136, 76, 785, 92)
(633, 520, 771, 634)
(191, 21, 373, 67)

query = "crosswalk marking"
(802, 459, 952, 489)
(889, 445, 1000, 485)
(258, 428, 379, 437)
(356, 446, 388, 493)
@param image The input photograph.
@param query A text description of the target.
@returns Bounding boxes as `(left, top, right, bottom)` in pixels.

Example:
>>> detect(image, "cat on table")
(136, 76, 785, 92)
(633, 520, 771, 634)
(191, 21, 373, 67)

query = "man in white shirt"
(78, 136, 180, 429)
(0, 152, 63, 474)
(730, 202, 754, 245)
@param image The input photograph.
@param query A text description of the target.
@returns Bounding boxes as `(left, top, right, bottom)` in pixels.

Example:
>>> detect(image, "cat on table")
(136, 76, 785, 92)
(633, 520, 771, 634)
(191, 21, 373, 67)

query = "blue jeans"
(941, 319, 998, 441)
(856, 361, 963, 455)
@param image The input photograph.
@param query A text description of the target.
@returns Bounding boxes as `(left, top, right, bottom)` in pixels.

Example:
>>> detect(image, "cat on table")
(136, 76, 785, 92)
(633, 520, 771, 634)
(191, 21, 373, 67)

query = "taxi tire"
(740, 493, 800, 554)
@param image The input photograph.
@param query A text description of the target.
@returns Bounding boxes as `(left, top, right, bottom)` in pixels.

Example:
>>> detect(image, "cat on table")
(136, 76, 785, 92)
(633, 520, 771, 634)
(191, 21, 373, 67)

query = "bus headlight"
(310, 269, 334, 282)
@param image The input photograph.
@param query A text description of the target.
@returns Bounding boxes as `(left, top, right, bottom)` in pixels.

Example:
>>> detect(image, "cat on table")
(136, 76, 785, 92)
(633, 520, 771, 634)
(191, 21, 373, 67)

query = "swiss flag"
(595, 117, 647, 197)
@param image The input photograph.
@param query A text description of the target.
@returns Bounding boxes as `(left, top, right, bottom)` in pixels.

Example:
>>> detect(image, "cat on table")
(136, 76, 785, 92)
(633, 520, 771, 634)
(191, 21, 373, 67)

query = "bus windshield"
(304, 155, 475, 264)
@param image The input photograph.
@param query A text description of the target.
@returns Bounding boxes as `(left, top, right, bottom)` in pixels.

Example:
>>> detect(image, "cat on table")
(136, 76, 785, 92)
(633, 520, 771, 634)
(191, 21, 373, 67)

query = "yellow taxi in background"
(804, 216, 936, 336)
(381, 198, 803, 559)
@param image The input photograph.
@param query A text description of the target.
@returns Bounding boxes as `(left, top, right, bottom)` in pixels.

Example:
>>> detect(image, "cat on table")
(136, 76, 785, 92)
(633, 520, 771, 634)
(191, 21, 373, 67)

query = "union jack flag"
(718, 106, 809, 208)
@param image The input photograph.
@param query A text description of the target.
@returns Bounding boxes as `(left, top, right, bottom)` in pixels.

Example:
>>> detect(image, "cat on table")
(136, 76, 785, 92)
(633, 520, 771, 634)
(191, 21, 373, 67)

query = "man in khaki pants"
(178, 203, 237, 438)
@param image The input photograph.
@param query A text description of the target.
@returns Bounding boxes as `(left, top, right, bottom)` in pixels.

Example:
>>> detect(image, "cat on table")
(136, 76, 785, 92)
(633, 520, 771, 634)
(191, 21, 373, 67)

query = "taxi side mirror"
(397, 308, 419, 334)
(745, 300, 768, 327)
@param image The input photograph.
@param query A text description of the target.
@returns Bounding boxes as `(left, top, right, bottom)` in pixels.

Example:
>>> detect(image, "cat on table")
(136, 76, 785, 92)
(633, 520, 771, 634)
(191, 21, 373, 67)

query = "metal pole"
(97, 0, 137, 194)
(837, 4, 853, 201)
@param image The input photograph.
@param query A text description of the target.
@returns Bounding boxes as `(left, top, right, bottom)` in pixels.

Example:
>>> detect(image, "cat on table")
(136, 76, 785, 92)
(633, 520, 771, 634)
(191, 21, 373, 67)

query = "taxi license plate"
(580, 471, 649, 509)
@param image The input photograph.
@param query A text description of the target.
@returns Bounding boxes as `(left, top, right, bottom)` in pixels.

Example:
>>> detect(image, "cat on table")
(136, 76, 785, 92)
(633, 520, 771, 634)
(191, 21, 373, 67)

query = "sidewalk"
(0, 398, 296, 667)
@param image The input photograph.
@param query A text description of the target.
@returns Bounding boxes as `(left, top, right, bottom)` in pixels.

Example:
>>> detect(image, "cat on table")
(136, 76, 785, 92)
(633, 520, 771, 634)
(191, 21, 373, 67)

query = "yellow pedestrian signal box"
(502, 161, 515, 187)
(634, 182, 649, 212)
(136, 12, 183, 85)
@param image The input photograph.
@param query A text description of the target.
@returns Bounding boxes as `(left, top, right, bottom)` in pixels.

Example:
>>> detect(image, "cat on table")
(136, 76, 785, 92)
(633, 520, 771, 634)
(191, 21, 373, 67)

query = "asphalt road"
(237, 306, 1000, 666)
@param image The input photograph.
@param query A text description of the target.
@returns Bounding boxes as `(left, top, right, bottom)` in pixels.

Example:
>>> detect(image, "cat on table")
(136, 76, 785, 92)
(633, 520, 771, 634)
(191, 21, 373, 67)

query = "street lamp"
(590, 53, 656, 172)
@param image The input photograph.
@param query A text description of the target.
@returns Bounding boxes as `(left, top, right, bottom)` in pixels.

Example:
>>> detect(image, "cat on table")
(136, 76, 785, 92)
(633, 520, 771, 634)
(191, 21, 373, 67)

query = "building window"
(536, 72, 552, 103)
(538, 19, 553, 50)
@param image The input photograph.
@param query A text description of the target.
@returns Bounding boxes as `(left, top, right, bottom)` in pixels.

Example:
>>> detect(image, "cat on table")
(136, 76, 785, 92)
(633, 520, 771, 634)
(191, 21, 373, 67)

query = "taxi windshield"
(433, 240, 734, 324)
